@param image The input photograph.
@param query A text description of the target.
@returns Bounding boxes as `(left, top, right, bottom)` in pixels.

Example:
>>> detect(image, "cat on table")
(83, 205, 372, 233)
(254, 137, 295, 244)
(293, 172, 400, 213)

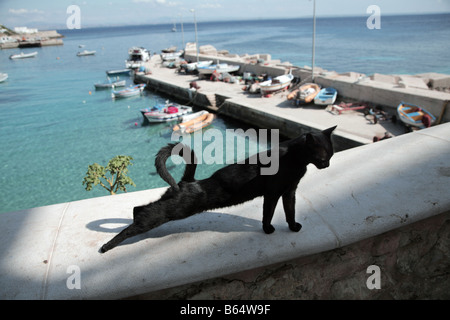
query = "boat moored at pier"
(126, 47, 150, 69)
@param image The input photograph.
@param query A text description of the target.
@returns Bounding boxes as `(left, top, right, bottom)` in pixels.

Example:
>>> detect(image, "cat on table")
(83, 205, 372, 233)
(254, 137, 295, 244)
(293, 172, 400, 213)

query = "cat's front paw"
(289, 222, 302, 232)
(263, 224, 275, 234)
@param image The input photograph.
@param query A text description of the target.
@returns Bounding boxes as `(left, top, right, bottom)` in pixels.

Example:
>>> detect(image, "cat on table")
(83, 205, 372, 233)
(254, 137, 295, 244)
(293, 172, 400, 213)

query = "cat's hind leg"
(262, 195, 280, 234)
(282, 188, 302, 232)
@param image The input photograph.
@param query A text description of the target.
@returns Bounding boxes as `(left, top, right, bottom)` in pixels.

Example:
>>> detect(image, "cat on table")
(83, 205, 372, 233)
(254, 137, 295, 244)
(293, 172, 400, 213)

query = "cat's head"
(305, 125, 337, 169)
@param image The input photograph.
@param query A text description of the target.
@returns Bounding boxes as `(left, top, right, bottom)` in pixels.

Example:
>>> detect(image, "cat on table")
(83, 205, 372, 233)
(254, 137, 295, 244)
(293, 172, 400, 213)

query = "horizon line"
(4, 11, 448, 31)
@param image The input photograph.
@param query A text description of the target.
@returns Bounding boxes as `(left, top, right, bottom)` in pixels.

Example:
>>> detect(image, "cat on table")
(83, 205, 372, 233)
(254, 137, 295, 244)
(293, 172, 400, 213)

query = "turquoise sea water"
(1, 14, 449, 214)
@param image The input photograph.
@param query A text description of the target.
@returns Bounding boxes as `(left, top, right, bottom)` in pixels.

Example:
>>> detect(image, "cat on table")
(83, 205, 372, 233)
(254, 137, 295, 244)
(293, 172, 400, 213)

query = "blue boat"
(397, 102, 436, 129)
(314, 87, 338, 105)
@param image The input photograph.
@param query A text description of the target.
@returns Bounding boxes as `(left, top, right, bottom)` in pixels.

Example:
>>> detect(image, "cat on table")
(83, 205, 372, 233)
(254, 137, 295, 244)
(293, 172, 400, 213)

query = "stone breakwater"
(0, 30, 64, 49)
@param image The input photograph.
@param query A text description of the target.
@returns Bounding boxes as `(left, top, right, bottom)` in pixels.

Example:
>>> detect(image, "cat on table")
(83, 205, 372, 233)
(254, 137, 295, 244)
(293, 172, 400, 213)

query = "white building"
(14, 27, 38, 34)
(0, 36, 17, 44)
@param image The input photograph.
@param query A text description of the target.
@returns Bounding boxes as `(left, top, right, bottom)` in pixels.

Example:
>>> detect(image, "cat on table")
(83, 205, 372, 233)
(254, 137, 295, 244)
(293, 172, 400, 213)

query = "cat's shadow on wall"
(86, 212, 263, 249)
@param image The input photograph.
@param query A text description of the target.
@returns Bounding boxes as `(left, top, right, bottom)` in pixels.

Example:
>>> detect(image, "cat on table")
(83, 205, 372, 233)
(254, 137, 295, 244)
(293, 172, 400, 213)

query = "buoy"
(89, 91, 92, 95)
(134, 122, 138, 126)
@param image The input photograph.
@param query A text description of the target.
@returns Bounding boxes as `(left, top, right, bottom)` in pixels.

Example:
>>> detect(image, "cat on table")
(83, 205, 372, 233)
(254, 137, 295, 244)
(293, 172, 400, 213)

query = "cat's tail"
(155, 143, 198, 191)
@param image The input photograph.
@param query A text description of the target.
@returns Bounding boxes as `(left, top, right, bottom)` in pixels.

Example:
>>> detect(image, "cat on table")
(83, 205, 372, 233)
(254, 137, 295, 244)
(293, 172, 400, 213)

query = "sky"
(1, 0, 450, 29)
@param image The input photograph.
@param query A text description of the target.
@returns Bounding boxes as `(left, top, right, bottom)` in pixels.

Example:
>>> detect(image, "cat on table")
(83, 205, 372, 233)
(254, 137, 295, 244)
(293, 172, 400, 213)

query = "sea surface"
(1, 14, 449, 214)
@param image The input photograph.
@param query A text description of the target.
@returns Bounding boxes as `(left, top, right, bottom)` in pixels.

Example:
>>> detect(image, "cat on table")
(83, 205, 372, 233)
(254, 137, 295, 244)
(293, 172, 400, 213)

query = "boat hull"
(9, 51, 38, 59)
(397, 102, 436, 129)
(106, 69, 131, 76)
(95, 80, 126, 89)
(314, 87, 337, 105)
(111, 84, 145, 99)
(173, 111, 214, 133)
(260, 74, 294, 94)
(288, 83, 321, 104)
(144, 105, 193, 123)
(197, 64, 240, 75)
(0, 73, 8, 83)
(77, 50, 96, 56)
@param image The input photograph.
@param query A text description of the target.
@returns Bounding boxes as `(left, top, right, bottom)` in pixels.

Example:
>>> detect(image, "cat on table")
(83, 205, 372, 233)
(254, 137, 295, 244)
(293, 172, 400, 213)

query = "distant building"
(0, 36, 16, 44)
(14, 27, 38, 34)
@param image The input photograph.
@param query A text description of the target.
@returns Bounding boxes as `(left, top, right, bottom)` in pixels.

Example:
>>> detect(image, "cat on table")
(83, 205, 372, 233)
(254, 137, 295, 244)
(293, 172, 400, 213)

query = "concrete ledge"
(0, 124, 449, 299)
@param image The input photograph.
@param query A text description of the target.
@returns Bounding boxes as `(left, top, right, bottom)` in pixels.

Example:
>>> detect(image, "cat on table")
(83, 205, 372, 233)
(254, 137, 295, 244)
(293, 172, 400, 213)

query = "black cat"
(100, 126, 337, 253)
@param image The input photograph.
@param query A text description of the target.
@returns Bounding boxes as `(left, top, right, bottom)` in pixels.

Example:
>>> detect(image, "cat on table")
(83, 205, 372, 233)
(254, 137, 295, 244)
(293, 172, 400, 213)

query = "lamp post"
(311, 0, 316, 82)
(179, 13, 185, 50)
(190, 8, 199, 62)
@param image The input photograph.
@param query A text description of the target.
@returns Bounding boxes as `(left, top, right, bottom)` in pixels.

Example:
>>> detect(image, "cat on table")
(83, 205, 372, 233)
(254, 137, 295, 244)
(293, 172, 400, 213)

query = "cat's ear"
(305, 133, 315, 145)
(323, 125, 337, 137)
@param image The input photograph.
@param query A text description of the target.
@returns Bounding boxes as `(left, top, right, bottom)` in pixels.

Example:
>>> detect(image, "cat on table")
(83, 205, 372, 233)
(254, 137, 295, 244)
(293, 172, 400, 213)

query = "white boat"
(161, 50, 184, 61)
(125, 47, 150, 69)
(9, 51, 38, 59)
(0, 73, 8, 83)
(77, 50, 96, 56)
(106, 69, 131, 76)
(142, 103, 192, 123)
(181, 60, 213, 72)
(111, 84, 146, 99)
(259, 73, 294, 95)
(197, 63, 240, 75)
(94, 78, 126, 89)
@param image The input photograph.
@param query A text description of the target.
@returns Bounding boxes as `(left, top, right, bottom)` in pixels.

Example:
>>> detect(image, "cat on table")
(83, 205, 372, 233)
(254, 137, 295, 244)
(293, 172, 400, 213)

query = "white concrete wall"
(0, 123, 449, 299)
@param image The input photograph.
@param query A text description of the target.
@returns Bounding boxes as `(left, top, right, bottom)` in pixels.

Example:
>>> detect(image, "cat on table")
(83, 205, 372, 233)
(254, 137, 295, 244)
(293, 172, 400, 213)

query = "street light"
(311, 0, 316, 82)
(190, 8, 199, 62)
(179, 14, 185, 50)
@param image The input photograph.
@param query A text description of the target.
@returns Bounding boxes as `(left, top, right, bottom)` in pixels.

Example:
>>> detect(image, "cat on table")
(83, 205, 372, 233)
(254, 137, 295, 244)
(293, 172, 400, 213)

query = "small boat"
(288, 83, 321, 104)
(77, 50, 96, 56)
(197, 63, 240, 75)
(180, 60, 213, 72)
(106, 69, 131, 76)
(126, 47, 150, 69)
(161, 50, 184, 61)
(314, 87, 338, 105)
(111, 84, 146, 99)
(259, 73, 294, 95)
(397, 102, 436, 129)
(94, 78, 126, 89)
(173, 111, 214, 133)
(9, 51, 38, 59)
(162, 46, 177, 53)
(142, 103, 192, 123)
(0, 73, 8, 83)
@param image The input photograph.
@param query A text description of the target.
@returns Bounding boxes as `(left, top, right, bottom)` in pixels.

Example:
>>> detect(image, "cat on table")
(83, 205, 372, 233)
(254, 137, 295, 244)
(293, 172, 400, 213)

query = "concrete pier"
(181, 45, 450, 125)
(135, 58, 401, 151)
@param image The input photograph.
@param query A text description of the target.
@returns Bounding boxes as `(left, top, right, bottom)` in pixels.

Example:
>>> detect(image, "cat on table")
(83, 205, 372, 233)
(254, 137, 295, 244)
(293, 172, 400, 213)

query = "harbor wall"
(131, 209, 450, 300)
